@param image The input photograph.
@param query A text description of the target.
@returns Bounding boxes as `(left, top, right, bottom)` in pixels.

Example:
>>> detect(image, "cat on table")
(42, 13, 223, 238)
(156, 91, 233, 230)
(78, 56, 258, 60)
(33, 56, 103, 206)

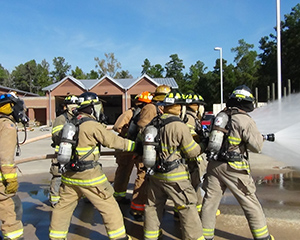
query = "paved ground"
(1, 127, 299, 239)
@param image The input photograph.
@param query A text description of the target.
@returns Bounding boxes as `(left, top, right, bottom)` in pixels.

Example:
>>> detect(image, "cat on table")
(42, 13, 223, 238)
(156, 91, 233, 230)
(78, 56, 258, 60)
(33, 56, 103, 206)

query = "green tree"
(71, 66, 86, 79)
(50, 57, 71, 83)
(94, 53, 121, 78)
(231, 39, 260, 89)
(141, 59, 164, 78)
(185, 60, 207, 93)
(115, 70, 133, 79)
(35, 59, 52, 95)
(165, 54, 185, 91)
(86, 70, 99, 79)
(0, 64, 10, 86)
(11, 60, 36, 92)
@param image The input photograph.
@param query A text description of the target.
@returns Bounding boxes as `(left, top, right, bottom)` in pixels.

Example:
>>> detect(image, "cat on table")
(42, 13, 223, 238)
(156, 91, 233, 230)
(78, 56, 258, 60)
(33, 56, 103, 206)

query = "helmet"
(0, 92, 29, 124)
(229, 85, 254, 102)
(162, 89, 185, 106)
(77, 92, 104, 121)
(64, 95, 78, 105)
(185, 93, 206, 105)
(135, 91, 153, 104)
(152, 85, 171, 101)
(77, 92, 100, 109)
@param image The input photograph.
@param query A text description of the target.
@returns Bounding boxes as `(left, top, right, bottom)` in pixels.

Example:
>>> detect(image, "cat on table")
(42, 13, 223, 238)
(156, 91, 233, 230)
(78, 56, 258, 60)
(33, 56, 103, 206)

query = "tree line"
(0, 4, 299, 109)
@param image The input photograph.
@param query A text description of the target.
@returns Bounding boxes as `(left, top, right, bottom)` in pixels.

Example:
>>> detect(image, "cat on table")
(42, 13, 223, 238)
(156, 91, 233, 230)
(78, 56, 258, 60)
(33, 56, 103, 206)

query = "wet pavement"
(1, 127, 299, 239)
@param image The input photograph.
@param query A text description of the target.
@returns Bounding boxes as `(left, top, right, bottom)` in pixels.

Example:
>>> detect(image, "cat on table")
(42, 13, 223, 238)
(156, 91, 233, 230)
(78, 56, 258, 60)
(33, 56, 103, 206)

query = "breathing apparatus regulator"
(0, 92, 29, 156)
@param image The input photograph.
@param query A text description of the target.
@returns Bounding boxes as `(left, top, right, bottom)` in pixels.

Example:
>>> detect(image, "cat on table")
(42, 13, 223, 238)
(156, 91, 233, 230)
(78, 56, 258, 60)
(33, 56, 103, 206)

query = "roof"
(0, 85, 39, 97)
(42, 74, 178, 92)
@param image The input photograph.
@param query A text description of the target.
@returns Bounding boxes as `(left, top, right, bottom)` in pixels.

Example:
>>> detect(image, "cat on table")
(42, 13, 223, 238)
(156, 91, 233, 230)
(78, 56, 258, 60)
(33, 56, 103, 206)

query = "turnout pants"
(200, 161, 270, 240)
(130, 156, 147, 213)
(49, 177, 128, 240)
(113, 153, 135, 200)
(49, 158, 61, 205)
(0, 183, 23, 240)
(144, 165, 204, 240)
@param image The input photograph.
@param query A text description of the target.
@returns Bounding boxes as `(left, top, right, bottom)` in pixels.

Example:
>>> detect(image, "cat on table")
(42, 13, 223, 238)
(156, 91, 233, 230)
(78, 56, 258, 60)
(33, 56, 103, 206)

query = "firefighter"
(113, 91, 152, 204)
(143, 90, 205, 240)
(130, 85, 171, 221)
(200, 85, 274, 240)
(49, 95, 78, 207)
(182, 93, 208, 213)
(0, 92, 29, 240)
(49, 92, 137, 240)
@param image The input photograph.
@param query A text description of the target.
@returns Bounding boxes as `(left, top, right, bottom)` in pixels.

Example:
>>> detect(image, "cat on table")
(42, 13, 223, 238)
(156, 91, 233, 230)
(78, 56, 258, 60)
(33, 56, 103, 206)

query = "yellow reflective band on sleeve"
(1, 164, 15, 167)
(3, 172, 17, 180)
(114, 191, 127, 198)
(228, 161, 250, 173)
(52, 124, 64, 134)
(152, 171, 189, 181)
(107, 225, 126, 239)
(181, 140, 198, 154)
(49, 229, 68, 239)
(228, 136, 241, 145)
(76, 147, 99, 156)
(4, 228, 23, 240)
(203, 228, 214, 238)
(144, 229, 162, 239)
(251, 225, 269, 238)
(61, 174, 108, 186)
(127, 140, 135, 152)
(50, 195, 60, 203)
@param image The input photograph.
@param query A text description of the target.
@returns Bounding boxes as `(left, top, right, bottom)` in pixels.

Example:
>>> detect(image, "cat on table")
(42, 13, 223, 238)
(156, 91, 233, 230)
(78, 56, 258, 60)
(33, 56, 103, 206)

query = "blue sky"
(0, 1, 299, 78)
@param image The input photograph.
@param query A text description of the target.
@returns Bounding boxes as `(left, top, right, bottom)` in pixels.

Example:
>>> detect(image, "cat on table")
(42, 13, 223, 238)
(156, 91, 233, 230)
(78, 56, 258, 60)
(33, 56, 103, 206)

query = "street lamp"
(214, 47, 223, 109)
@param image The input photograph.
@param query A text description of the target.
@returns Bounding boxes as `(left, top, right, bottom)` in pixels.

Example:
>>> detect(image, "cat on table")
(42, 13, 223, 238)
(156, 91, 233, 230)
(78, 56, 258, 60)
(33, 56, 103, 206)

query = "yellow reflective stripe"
(49, 229, 68, 239)
(203, 228, 214, 237)
(1, 164, 15, 167)
(52, 125, 64, 134)
(181, 140, 198, 153)
(50, 195, 60, 202)
(76, 147, 99, 155)
(197, 236, 205, 240)
(153, 171, 189, 181)
(228, 136, 241, 145)
(228, 161, 250, 173)
(107, 225, 126, 239)
(55, 145, 59, 153)
(61, 174, 108, 186)
(144, 229, 162, 239)
(252, 225, 269, 238)
(127, 140, 135, 152)
(4, 228, 23, 239)
(3, 172, 17, 179)
(161, 143, 180, 154)
(114, 191, 126, 197)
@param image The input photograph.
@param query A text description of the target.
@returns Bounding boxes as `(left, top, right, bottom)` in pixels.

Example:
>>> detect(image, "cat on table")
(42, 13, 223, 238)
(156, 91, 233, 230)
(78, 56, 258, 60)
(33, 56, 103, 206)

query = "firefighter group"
(0, 85, 275, 240)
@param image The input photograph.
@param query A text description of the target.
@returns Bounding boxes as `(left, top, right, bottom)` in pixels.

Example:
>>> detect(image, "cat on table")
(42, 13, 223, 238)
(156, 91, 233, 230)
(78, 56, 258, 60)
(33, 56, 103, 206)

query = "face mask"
(12, 99, 29, 124)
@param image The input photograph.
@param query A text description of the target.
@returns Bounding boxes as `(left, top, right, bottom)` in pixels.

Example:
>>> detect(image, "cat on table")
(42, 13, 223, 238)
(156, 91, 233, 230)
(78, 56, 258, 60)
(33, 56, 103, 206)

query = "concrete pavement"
(2, 127, 299, 239)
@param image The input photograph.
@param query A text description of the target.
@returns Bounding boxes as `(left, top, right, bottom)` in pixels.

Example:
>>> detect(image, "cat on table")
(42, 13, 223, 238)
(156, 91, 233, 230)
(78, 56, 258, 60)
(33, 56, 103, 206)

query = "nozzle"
(263, 133, 275, 142)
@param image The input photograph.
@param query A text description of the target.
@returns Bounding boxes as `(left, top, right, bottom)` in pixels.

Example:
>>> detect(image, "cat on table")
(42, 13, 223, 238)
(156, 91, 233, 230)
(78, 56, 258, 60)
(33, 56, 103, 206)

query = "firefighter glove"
(4, 177, 19, 194)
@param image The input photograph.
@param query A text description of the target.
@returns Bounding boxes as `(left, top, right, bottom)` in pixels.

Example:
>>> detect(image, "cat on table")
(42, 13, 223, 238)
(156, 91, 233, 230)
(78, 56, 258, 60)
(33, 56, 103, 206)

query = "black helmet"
(0, 92, 29, 124)
(77, 92, 100, 109)
(185, 93, 206, 105)
(64, 95, 78, 105)
(162, 89, 185, 106)
(229, 85, 254, 102)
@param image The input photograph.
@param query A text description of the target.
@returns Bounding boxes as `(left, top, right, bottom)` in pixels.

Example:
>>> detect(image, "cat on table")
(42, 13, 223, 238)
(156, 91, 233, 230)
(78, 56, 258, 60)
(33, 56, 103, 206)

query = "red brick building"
(21, 74, 178, 126)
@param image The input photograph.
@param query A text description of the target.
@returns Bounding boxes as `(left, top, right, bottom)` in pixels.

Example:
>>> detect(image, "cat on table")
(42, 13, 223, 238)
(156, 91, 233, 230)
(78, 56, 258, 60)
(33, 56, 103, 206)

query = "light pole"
(214, 47, 223, 109)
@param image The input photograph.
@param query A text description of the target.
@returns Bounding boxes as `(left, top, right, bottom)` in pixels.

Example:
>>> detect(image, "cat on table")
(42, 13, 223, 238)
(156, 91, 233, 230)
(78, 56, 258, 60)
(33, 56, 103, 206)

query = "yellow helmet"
(152, 85, 171, 101)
